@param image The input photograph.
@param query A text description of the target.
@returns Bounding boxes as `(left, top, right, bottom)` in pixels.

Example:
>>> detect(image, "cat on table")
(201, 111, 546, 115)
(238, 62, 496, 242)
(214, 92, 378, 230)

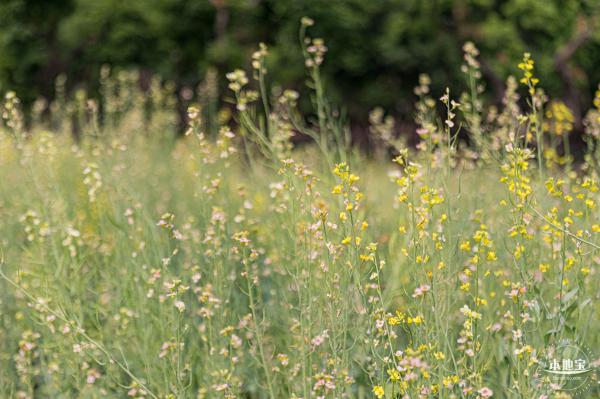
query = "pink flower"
(311, 330, 329, 347)
(416, 127, 429, 136)
(412, 284, 431, 298)
(478, 387, 493, 398)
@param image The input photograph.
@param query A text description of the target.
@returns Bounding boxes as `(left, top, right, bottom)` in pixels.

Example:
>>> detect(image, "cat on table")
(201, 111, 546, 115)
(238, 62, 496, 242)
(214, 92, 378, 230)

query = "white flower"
(174, 300, 186, 313)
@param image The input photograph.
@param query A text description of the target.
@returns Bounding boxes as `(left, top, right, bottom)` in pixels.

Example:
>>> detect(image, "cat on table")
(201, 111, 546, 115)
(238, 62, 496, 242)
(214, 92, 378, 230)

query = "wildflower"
(443, 375, 460, 388)
(174, 300, 185, 313)
(157, 213, 175, 230)
(460, 241, 471, 252)
(306, 38, 327, 67)
(225, 69, 248, 93)
(301, 16, 314, 26)
(544, 101, 574, 136)
(86, 369, 101, 384)
(518, 53, 539, 96)
(407, 315, 423, 325)
(251, 43, 268, 74)
(514, 345, 533, 358)
(276, 353, 289, 366)
(311, 330, 328, 347)
(387, 368, 401, 382)
(412, 284, 431, 298)
(232, 231, 251, 246)
(82, 162, 102, 202)
(372, 385, 385, 398)
(460, 305, 482, 320)
(360, 252, 375, 262)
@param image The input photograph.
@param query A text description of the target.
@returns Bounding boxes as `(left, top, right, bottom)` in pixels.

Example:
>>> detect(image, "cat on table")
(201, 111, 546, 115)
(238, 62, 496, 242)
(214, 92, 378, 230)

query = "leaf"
(578, 298, 592, 309)
(560, 287, 579, 309)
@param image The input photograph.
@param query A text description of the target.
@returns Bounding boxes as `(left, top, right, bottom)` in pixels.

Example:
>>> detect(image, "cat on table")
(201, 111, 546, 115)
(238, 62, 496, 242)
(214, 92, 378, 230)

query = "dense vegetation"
(2, 0, 600, 133)
(1, 19, 600, 398)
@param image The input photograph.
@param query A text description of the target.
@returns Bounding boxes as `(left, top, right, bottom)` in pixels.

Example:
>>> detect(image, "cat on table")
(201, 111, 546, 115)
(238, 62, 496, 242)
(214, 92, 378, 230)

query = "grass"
(0, 28, 599, 399)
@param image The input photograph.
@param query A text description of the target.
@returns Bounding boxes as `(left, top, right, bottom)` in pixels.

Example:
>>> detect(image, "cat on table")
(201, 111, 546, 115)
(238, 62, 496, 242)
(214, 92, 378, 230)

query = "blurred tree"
(0, 0, 73, 100)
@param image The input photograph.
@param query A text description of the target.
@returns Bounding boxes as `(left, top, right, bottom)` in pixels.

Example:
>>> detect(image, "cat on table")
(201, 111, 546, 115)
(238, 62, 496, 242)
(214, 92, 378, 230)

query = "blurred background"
(2, 0, 600, 140)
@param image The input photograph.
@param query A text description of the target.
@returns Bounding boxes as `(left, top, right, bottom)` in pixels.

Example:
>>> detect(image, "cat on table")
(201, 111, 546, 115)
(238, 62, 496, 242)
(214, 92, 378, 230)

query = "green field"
(0, 41, 599, 399)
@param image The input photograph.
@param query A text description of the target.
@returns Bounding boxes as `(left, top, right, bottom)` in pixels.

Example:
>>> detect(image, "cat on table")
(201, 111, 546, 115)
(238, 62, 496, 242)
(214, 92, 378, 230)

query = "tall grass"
(0, 23, 599, 399)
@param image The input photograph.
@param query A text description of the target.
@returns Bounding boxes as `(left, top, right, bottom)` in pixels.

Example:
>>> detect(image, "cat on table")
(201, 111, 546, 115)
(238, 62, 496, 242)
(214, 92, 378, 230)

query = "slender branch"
(528, 204, 600, 250)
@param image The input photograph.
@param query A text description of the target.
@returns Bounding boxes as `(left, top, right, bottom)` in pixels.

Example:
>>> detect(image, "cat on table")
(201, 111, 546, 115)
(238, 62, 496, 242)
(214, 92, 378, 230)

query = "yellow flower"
(518, 53, 539, 95)
(387, 368, 401, 382)
(585, 199, 595, 209)
(443, 375, 459, 388)
(475, 297, 487, 306)
(349, 174, 360, 184)
(544, 101, 574, 136)
(407, 315, 423, 325)
(416, 255, 429, 264)
(360, 253, 375, 262)
(373, 385, 385, 398)
(565, 257, 575, 271)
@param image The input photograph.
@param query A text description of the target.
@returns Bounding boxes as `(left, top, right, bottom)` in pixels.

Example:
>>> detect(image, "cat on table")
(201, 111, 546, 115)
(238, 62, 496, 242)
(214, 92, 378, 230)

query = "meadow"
(0, 26, 599, 399)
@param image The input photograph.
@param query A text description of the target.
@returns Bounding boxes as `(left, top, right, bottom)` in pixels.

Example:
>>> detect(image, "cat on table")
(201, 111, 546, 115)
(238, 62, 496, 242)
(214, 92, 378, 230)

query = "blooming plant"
(0, 19, 599, 399)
